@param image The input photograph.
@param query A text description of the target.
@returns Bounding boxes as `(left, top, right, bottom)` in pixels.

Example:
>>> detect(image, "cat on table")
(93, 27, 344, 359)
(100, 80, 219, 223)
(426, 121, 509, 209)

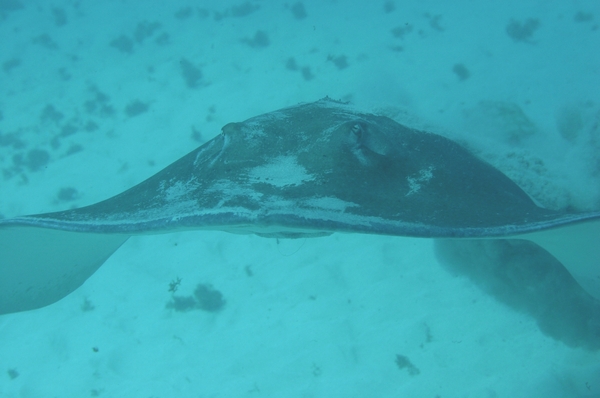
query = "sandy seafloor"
(1, 0, 600, 397)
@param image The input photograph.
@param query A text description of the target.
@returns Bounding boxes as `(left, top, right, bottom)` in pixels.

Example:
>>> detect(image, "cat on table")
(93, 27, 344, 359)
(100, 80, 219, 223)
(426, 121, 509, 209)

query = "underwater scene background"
(0, 0, 599, 396)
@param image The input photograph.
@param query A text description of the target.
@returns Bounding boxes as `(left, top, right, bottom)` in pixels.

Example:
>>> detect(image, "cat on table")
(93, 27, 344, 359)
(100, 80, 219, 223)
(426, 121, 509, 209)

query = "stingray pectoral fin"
(0, 226, 129, 315)
(519, 219, 600, 300)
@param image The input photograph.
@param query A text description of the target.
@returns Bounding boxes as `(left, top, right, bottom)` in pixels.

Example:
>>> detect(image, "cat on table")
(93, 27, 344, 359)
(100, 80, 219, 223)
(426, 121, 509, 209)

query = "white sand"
(0, 0, 599, 397)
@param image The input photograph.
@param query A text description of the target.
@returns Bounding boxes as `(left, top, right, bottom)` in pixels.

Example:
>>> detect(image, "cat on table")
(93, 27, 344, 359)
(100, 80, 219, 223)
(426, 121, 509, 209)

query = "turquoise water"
(1, 1, 599, 396)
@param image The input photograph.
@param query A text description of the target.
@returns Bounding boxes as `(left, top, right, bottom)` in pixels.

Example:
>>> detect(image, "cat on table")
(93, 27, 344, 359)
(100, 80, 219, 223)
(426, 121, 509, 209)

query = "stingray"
(1, 98, 599, 315)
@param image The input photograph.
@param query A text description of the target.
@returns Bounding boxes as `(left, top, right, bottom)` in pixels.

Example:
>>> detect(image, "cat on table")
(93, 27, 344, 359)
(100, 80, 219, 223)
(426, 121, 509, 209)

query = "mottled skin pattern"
(6, 98, 598, 237)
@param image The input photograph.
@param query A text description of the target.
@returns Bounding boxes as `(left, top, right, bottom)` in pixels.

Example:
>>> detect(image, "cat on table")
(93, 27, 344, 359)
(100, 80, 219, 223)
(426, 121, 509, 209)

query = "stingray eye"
(351, 123, 363, 139)
(347, 122, 371, 166)
(348, 122, 368, 148)
(347, 120, 391, 157)
(221, 122, 242, 138)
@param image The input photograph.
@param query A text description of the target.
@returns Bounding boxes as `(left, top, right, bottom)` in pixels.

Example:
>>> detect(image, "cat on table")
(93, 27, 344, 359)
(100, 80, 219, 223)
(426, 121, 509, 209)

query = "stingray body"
(1, 98, 599, 314)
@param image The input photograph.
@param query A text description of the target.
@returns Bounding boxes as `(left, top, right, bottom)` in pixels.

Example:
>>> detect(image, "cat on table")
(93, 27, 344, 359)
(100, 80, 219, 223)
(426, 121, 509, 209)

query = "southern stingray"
(1, 98, 599, 315)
